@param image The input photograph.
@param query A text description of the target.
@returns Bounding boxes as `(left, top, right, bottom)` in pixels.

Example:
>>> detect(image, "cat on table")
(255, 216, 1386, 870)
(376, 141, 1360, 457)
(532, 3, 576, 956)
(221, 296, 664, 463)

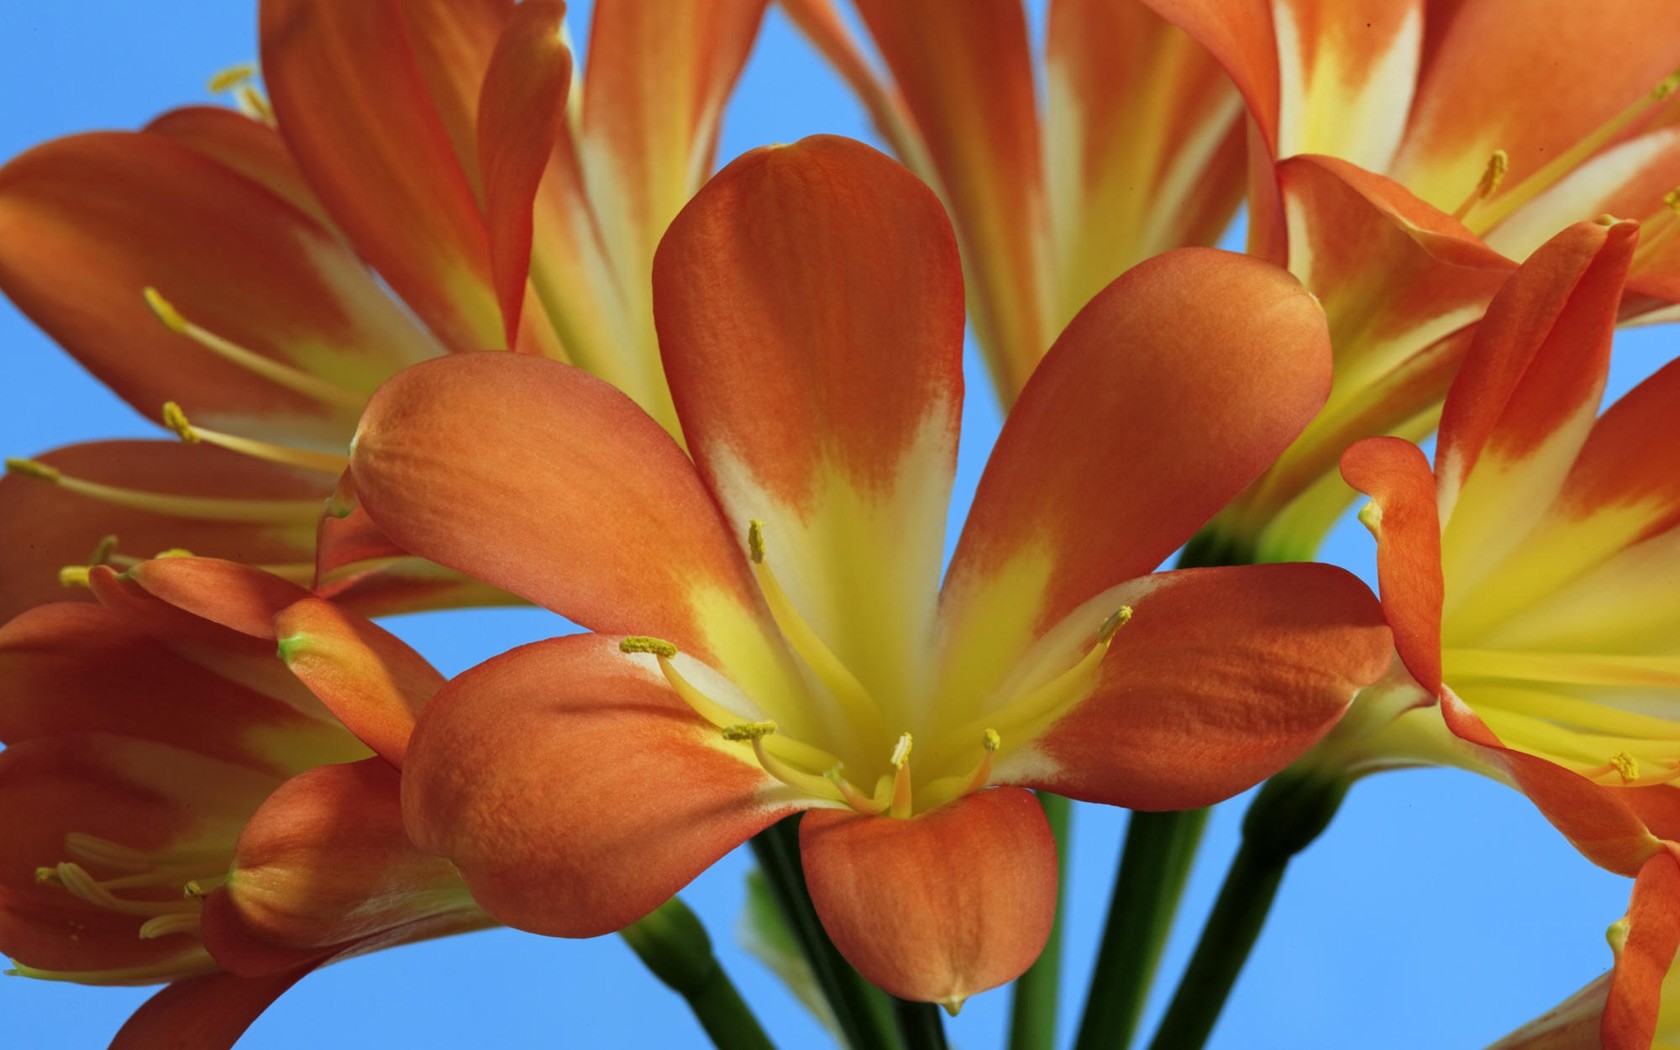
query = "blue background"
(1, 3, 1672, 1047)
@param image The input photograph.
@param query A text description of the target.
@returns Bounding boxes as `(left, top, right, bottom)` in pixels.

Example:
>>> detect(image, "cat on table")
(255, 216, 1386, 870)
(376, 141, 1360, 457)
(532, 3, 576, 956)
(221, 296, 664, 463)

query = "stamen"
(139, 913, 203, 940)
(918, 729, 1004, 810)
(824, 767, 885, 814)
(744, 519, 885, 746)
(87, 534, 118, 567)
(1451, 150, 1508, 222)
(721, 721, 841, 800)
(44, 863, 200, 918)
(207, 64, 256, 94)
(620, 636, 679, 658)
(1611, 751, 1641, 783)
(142, 287, 365, 411)
(1632, 188, 1680, 267)
(161, 401, 349, 474)
(890, 733, 914, 818)
(236, 85, 275, 125)
(58, 565, 92, 589)
(4, 457, 324, 523)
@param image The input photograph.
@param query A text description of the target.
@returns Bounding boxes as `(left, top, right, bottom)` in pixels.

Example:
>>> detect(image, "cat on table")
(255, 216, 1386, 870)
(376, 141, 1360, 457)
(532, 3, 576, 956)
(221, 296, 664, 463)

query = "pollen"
(1098, 606, 1133, 643)
(747, 519, 766, 564)
(620, 636, 679, 658)
(1611, 751, 1641, 783)
(207, 64, 256, 93)
(57, 565, 92, 589)
(161, 401, 200, 444)
(721, 720, 777, 742)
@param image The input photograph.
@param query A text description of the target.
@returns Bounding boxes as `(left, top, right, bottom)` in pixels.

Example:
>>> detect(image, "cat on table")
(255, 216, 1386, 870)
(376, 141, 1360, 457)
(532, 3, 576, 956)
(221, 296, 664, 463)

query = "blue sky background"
(1, 3, 1673, 1047)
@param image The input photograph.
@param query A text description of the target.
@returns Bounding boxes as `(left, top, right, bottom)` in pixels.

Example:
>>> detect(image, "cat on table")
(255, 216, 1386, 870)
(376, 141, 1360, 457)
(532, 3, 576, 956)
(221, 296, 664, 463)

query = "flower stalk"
(618, 898, 778, 1050)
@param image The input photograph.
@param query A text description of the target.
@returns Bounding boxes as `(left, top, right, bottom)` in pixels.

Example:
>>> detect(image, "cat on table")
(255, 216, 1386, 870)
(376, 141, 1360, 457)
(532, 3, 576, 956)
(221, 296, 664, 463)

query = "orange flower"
(783, 0, 1248, 403)
(0, 555, 484, 1047)
(0, 0, 768, 620)
(347, 136, 1391, 1007)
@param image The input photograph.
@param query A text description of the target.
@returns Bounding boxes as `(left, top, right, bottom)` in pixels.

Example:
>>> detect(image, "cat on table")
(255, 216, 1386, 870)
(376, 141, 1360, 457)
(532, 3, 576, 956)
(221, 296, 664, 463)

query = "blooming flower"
(0, 554, 483, 1046)
(0, 0, 767, 620)
(783, 0, 1248, 402)
(1146, 0, 1680, 561)
(347, 135, 1391, 1006)
(1313, 216, 1680, 1044)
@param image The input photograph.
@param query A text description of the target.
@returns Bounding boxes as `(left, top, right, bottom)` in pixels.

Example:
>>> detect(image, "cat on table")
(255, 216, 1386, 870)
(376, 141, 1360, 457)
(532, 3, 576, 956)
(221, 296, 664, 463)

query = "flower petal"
(110, 968, 312, 1050)
(846, 0, 1049, 398)
(799, 786, 1056, 1006)
(1604, 850, 1680, 1050)
(997, 565, 1389, 810)
(208, 759, 475, 968)
(115, 556, 312, 640)
(401, 634, 800, 937)
(654, 136, 963, 712)
(259, 0, 506, 352)
(274, 598, 442, 766)
(940, 249, 1331, 697)
(350, 353, 780, 679)
(0, 131, 440, 433)
(0, 440, 321, 625)
(142, 106, 336, 233)
(1341, 436, 1446, 694)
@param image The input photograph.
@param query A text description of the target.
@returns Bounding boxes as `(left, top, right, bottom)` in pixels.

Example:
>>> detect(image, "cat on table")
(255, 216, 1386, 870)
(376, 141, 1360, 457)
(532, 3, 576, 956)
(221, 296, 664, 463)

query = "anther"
(1451, 150, 1509, 222)
(182, 880, 210, 901)
(207, 64, 256, 94)
(6, 457, 61, 483)
(721, 720, 777, 742)
(747, 519, 766, 564)
(1098, 606, 1133, 644)
(890, 733, 914, 818)
(620, 636, 679, 658)
(161, 402, 200, 444)
(1611, 751, 1641, 784)
(58, 565, 92, 589)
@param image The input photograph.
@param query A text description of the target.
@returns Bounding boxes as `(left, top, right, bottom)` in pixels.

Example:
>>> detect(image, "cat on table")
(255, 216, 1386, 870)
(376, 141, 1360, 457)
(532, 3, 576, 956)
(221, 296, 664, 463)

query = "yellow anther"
(620, 636, 678, 658)
(182, 880, 209, 901)
(58, 565, 92, 589)
(1654, 68, 1680, 101)
(890, 732, 915, 818)
(1665, 188, 1680, 216)
(891, 732, 913, 769)
(721, 720, 777, 742)
(747, 519, 766, 564)
(161, 401, 200, 444)
(982, 728, 1001, 753)
(1612, 751, 1641, 783)
(6, 457, 61, 483)
(1451, 150, 1509, 222)
(207, 64, 256, 94)
(143, 287, 190, 335)
(1098, 606, 1133, 644)
(34, 866, 61, 887)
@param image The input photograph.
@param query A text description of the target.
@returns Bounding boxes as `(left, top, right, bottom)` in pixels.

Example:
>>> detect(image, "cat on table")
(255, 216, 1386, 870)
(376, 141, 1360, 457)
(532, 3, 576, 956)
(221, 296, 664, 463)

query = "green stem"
(1008, 792, 1071, 1050)
(1144, 775, 1350, 1050)
(620, 897, 777, 1050)
(1072, 807, 1210, 1050)
(892, 998, 950, 1050)
(749, 817, 902, 1050)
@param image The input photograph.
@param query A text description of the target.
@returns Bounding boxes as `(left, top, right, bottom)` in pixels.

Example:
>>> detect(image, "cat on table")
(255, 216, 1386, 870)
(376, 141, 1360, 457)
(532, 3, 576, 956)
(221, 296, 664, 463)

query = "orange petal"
(779, 0, 923, 164)
(115, 556, 313, 640)
(350, 353, 772, 671)
(943, 248, 1331, 678)
(209, 759, 474, 967)
(1142, 0, 1279, 151)
(0, 132, 441, 433)
(143, 106, 337, 233)
(0, 602, 364, 778)
(1604, 850, 1680, 1050)
(799, 787, 1056, 1007)
(1341, 436, 1445, 694)
(848, 0, 1050, 399)
(1045, 0, 1245, 323)
(259, 0, 506, 352)
(476, 0, 572, 347)
(274, 598, 442, 766)
(0, 440, 322, 625)
(402, 633, 799, 937)
(110, 968, 312, 1050)
(1009, 565, 1389, 810)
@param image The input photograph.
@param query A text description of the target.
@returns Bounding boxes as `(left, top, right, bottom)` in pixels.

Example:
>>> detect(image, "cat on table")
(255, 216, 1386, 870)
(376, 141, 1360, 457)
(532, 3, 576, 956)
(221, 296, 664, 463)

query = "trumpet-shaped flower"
(1327, 217, 1680, 1044)
(0, 555, 485, 1047)
(1146, 0, 1680, 561)
(348, 136, 1391, 1006)
(782, 0, 1248, 403)
(0, 0, 767, 620)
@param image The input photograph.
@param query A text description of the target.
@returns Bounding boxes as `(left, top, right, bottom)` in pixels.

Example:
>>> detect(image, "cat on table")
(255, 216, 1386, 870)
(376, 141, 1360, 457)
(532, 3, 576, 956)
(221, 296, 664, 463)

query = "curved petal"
(351, 353, 781, 680)
(259, 0, 506, 352)
(1141, 0, 1279, 151)
(0, 440, 322, 625)
(940, 249, 1331, 701)
(0, 131, 440, 433)
(274, 598, 442, 766)
(142, 106, 336, 233)
(799, 787, 1055, 1008)
(1341, 436, 1445, 694)
(110, 967, 312, 1050)
(401, 634, 801, 938)
(999, 565, 1389, 810)
(209, 759, 474, 968)
(848, 0, 1049, 398)
(115, 556, 312, 640)
(1604, 850, 1680, 1050)
(476, 0, 572, 348)
(654, 136, 963, 708)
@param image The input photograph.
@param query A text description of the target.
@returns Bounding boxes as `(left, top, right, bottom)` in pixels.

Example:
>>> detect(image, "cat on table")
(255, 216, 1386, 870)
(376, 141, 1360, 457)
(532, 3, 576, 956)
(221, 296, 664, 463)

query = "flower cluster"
(3, 2, 1680, 1048)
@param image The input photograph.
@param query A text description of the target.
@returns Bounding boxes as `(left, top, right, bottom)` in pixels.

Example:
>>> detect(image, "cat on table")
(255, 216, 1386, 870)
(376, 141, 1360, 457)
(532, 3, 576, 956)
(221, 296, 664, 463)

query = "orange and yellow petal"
(401, 634, 801, 938)
(1003, 565, 1388, 810)
(110, 967, 312, 1050)
(259, 0, 506, 352)
(1604, 850, 1680, 1050)
(799, 786, 1056, 1008)
(142, 106, 337, 234)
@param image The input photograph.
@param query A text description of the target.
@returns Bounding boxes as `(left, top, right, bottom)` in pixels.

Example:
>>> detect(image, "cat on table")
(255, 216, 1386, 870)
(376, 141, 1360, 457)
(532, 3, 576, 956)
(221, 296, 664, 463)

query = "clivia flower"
(1316, 216, 1680, 1046)
(0, 0, 767, 621)
(1145, 0, 1680, 562)
(347, 135, 1392, 1007)
(0, 554, 484, 1047)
